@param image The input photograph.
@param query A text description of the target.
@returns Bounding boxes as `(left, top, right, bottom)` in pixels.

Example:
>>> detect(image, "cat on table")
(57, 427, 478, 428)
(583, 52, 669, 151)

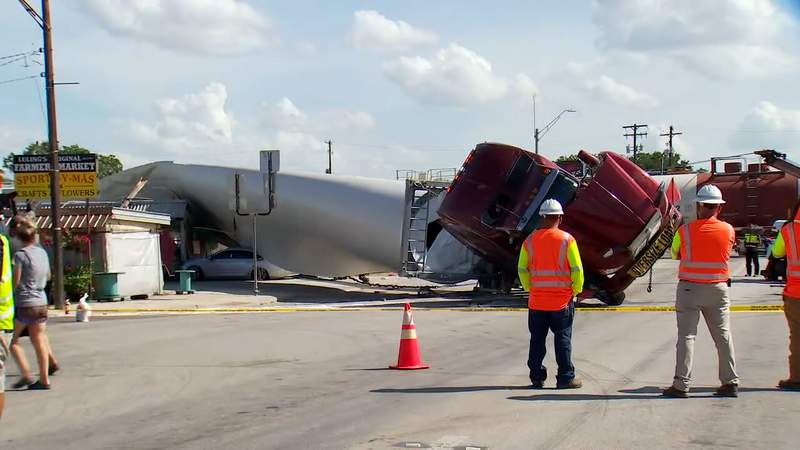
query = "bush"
(64, 264, 92, 301)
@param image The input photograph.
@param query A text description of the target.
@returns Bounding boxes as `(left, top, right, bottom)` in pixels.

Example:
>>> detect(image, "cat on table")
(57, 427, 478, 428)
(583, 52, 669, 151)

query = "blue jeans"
(528, 302, 575, 385)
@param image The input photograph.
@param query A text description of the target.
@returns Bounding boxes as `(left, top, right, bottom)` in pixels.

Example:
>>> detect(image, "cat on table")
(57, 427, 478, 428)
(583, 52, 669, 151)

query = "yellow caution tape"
(54, 304, 785, 314)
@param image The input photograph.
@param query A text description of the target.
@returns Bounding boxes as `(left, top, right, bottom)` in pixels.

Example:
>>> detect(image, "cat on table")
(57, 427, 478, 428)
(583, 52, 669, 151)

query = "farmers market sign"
(13, 154, 99, 199)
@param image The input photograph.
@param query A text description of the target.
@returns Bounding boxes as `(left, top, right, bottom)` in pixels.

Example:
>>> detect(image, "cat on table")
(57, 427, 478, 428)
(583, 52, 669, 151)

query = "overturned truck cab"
(437, 143, 681, 305)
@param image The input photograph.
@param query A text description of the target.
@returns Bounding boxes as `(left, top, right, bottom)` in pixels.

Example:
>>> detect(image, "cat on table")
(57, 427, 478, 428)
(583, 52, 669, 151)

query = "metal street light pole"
(18, 0, 64, 309)
(534, 108, 576, 155)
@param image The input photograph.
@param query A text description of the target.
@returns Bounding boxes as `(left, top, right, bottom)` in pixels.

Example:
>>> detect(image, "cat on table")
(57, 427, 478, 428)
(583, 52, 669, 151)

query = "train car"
(438, 143, 681, 305)
(653, 155, 800, 252)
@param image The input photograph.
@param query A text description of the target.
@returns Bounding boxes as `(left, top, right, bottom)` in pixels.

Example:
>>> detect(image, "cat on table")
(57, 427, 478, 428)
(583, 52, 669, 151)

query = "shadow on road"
(507, 385, 780, 401)
(372, 385, 530, 394)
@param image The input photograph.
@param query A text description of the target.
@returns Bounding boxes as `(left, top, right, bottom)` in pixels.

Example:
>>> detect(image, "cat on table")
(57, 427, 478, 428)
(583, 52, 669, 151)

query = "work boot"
(714, 383, 738, 398)
(662, 386, 688, 398)
(529, 381, 544, 389)
(778, 379, 800, 391)
(556, 378, 582, 389)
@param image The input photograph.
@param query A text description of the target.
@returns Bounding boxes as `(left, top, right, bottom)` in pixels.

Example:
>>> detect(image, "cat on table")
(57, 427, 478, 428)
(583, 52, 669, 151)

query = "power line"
(0, 52, 27, 60)
(0, 75, 37, 85)
(0, 56, 27, 68)
(623, 123, 648, 166)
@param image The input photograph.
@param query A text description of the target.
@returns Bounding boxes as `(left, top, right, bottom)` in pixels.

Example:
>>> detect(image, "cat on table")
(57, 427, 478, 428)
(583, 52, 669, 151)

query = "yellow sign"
(14, 171, 98, 199)
(13, 154, 99, 199)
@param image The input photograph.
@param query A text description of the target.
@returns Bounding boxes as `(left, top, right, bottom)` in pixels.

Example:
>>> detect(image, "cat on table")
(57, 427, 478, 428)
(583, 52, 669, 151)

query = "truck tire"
(597, 290, 625, 306)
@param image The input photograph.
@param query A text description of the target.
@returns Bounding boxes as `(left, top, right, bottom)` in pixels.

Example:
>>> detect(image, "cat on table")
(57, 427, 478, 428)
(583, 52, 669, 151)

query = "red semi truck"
(438, 143, 681, 305)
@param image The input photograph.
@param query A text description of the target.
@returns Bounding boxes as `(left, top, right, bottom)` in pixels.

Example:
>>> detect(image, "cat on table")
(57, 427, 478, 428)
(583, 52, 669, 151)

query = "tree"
(3, 141, 123, 178)
(555, 154, 578, 163)
(630, 151, 691, 173)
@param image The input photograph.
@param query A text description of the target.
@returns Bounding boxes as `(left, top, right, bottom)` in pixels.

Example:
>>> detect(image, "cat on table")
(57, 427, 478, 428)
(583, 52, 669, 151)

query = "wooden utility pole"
(19, 0, 65, 308)
(325, 140, 332, 174)
(623, 123, 648, 167)
(660, 125, 683, 170)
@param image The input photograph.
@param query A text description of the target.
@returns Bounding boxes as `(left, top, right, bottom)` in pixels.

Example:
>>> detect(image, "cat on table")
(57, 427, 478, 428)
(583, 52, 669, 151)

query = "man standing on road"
(518, 199, 584, 390)
(743, 224, 762, 277)
(769, 202, 800, 390)
(664, 185, 739, 398)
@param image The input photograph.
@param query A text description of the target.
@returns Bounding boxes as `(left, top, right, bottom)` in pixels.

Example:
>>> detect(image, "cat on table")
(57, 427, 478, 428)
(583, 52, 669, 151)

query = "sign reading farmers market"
(13, 154, 99, 199)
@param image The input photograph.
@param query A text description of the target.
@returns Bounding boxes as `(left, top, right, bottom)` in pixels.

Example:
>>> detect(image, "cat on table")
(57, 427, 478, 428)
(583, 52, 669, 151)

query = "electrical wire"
(0, 75, 37, 86)
(0, 52, 26, 61)
(0, 56, 26, 68)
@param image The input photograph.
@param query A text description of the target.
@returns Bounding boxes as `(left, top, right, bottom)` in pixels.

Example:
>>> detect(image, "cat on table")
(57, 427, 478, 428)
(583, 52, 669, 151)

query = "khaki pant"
(784, 296, 800, 381)
(673, 281, 738, 391)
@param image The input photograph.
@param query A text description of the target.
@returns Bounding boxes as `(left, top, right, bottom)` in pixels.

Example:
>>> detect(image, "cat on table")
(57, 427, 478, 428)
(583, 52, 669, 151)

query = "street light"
(534, 103, 576, 155)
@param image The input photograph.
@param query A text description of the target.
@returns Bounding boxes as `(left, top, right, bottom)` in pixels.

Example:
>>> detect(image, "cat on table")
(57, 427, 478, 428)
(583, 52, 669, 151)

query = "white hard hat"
(539, 198, 564, 216)
(696, 184, 725, 204)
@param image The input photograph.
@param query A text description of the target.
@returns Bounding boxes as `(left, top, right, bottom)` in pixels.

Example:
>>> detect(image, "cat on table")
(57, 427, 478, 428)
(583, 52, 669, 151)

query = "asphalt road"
(1, 257, 796, 449)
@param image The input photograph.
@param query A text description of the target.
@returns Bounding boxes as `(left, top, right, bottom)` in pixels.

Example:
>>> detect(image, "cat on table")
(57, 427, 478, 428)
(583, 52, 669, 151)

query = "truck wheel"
(597, 290, 625, 306)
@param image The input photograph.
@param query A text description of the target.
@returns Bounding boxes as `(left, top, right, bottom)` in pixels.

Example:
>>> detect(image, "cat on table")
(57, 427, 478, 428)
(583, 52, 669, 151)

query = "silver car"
(181, 248, 291, 280)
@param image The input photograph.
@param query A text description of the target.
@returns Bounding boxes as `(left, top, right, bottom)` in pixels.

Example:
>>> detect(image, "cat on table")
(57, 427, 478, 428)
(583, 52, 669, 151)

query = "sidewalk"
(56, 276, 484, 317)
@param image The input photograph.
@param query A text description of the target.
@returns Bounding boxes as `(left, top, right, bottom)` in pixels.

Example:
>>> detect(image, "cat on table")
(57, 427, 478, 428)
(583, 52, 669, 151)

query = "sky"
(1, 0, 799, 179)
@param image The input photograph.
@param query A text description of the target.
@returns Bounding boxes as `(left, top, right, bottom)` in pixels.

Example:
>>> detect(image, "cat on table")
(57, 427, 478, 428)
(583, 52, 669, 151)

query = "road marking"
(62, 304, 786, 314)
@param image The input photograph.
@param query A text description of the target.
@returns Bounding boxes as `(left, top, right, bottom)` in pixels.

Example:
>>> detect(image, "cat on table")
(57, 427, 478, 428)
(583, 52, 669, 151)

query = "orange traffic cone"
(390, 303, 429, 370)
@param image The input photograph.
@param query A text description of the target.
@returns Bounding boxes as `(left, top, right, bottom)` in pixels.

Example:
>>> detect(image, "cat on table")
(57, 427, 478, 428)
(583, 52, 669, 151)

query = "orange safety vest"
(523, 228, 574, 311)
(781, 220, 800, 299)
(677, 217, 734, 283)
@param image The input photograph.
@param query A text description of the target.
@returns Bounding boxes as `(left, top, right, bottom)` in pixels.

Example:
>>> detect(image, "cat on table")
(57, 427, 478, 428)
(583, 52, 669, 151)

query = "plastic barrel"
(93, 272, 122, 301)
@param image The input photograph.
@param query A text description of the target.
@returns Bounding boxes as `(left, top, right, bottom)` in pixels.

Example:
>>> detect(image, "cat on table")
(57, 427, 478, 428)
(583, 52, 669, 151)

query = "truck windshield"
(519, 171, 578, 234)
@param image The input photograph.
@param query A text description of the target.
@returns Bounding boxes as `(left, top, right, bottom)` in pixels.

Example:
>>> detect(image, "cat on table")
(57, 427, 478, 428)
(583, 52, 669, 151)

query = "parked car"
(181, 248, 292, 280)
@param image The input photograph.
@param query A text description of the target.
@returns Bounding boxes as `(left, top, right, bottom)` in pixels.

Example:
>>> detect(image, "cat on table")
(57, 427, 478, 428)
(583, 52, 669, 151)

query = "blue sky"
(1, 0, 799, 178)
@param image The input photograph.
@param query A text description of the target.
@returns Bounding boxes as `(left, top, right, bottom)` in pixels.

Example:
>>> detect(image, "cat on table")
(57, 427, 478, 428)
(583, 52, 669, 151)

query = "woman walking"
(9, 216, 55, 390)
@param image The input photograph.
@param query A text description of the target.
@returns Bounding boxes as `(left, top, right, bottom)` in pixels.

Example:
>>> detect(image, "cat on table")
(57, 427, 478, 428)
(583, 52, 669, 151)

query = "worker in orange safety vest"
(518, 199, 584, 389)
(663, 184, 739, 398)
(770, 200, 800, 390)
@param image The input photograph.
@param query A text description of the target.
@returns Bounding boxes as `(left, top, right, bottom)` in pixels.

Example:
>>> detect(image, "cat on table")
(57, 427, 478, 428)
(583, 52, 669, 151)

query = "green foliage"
(630, 151, 691, 172)
(64, 264, 92, 301)
(555, 154, 578, 162)
(3, 141, 124, 178)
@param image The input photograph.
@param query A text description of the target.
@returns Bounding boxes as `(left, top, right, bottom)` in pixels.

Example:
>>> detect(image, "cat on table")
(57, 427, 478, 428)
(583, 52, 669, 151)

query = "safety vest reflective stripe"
(678, 272, 729, 280)
(570, 265, 582, 273)
(787, 224, 799, 264)
(531, 280, 572, 288)
(0, 308, 11, 320)
(529, 270, 571, 277)
(681, 261, 728, 269)
(681, 224, 692, 260)
(789, 270, 800, 277)
(0, 293, 11, 305)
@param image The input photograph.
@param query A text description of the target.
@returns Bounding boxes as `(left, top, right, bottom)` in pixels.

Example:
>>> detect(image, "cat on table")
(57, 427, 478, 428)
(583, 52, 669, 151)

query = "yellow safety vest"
(744, 232, 760, 245)
(0, 234, 14, 330)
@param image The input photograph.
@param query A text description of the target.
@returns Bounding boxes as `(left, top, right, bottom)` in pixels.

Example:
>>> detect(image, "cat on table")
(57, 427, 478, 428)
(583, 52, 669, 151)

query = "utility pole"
(325, 140, 332, 174)
(659, 125, 683, 170)
(623, 123, 648, 167)
(18, 0, 64, 309)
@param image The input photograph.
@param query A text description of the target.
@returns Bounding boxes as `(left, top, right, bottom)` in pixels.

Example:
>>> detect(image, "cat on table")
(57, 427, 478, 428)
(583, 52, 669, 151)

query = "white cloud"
(592, 0, 797, 78)
(566, 63, 658, 108)
(131, 82, 234, 156)
(513, 74, 539, 98)
(735, 101, 800, 150)
(384, 44, 535, 106)
(349, 10, 438, 52)
(585, 75, 658, 108)
(83, 0, 273, 55)
(126, 85, 377, 172)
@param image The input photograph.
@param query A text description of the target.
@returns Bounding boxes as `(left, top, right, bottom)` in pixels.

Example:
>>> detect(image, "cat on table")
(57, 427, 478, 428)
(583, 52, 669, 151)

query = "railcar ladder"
(402, 182, 432, 276)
